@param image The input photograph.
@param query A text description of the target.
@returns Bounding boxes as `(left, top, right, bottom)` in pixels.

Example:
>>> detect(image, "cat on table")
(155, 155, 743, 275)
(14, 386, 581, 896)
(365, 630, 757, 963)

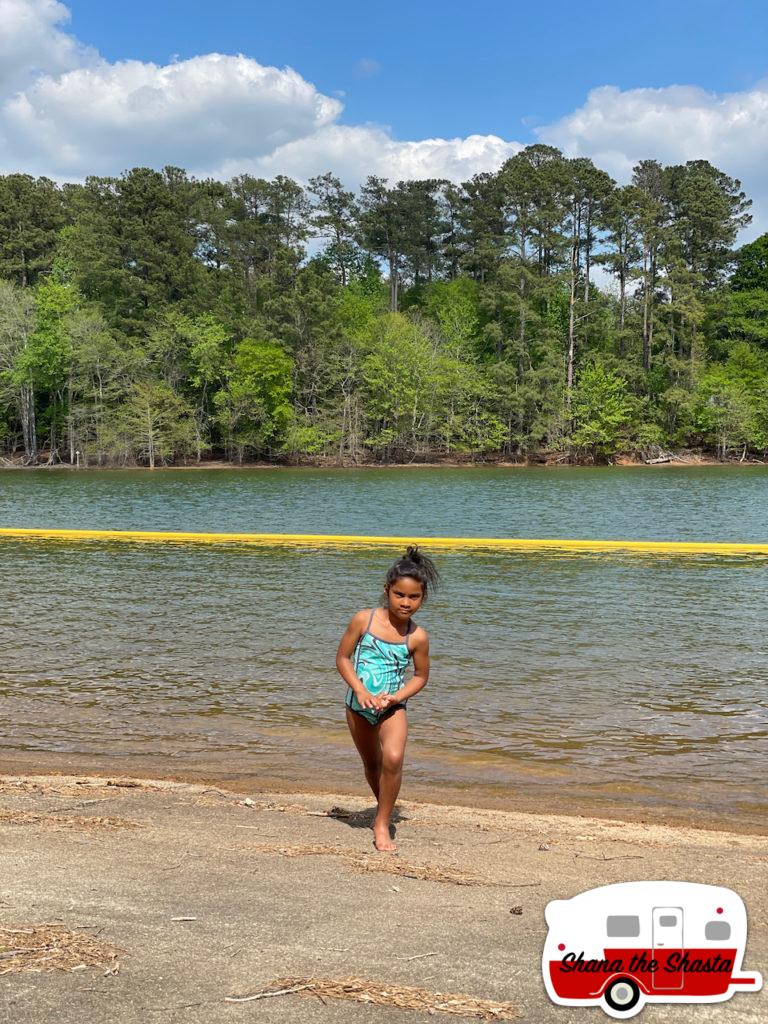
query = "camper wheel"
(603, 977, 641, 1015)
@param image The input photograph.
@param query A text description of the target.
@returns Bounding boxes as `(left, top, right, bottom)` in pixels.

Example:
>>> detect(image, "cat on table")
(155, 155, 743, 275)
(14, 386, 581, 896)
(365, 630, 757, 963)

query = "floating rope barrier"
(0, 527, 766, 556)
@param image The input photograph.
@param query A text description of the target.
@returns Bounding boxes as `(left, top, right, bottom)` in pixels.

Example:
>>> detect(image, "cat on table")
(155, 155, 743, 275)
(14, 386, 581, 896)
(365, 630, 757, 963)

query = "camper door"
(652, 906, 684, 990)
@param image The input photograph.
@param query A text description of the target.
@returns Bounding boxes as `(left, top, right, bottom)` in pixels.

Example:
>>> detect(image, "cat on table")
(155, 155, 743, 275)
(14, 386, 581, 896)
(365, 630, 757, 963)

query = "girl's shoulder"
(350, 608, 373, 630)
(409, 621, 429, 646)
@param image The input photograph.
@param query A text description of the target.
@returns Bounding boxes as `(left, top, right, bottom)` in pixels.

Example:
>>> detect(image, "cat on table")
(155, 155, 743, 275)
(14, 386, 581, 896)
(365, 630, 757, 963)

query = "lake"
(0, 466, 766, 829)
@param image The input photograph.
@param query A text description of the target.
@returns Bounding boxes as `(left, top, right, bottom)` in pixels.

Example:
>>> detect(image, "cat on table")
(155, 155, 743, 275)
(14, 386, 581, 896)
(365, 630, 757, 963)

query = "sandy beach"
(0, 772, 765, 1023)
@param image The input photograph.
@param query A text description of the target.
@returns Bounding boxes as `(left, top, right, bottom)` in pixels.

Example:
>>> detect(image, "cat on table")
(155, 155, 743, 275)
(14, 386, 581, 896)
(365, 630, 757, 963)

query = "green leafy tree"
(730, 234, 768, 292)
(570, 363, 633, 459)
(0, 280, 37, 460)
(214, 338, 293, 461)
(691, 343, 768, 458)
(103, 380, 197, 468)
(705, 290, 768, 351)
(0, 175, 65, 286)
(307, 173, 361, 286)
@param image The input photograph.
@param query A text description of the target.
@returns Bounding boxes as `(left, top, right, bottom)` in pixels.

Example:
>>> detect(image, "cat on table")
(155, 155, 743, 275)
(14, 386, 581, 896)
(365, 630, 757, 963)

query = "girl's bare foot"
(372, 818, 396, 852)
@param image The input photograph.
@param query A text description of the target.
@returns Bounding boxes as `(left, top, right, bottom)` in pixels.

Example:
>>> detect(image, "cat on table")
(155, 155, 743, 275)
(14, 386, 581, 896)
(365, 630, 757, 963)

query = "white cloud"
(1, 53, 342, 177)
(0, 0, 766, 241)
(0, 0, 521, 185)
(354, 57, 380, 79)
(227, 124, 522, 186)
(537, 83, 768, 238)
(0, 0, 96, 94)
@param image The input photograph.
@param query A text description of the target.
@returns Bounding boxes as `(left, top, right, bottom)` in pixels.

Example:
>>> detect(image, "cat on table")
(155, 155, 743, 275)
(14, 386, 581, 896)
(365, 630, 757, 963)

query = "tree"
(59, 167, 207, 333)
(664, 160, 751, 289)
(0, 175, 64, 287)
(0, 280, 38, 460)
(570, 363, 633, 459)
(705, 290, 768, 351)
(632, 160, 669, 374)
(560, 158, 615, 402)
(307, 173, 360, 286)
(691, 344, 768, 458)
(25, 278, 80, 460)
(359, 177, 442, 312)
(360, 314, 436, 456)
(104, 380, 197, 468)
(599, 186, 643, 355)
(214, 338, 293, 461)
(730, 234, 768, 292)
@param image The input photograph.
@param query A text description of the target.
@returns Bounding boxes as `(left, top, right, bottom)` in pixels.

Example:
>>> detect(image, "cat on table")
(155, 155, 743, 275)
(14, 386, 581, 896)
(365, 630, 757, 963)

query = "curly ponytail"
(384, 545, 440, 599)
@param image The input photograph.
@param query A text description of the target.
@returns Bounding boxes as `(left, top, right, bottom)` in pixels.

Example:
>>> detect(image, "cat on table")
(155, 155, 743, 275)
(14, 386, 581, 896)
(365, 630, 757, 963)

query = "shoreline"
(1, 454, 766, 471)
(2, 751, 763, 838)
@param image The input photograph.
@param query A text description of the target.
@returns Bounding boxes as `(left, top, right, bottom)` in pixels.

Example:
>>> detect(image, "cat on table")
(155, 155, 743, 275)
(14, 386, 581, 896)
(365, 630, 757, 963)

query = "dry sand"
(0, 773, 765, 1023)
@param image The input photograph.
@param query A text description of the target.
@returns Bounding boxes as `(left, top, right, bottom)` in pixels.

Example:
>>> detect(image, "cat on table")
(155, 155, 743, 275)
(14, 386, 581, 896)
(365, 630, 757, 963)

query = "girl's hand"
(354, 686, 382, 711)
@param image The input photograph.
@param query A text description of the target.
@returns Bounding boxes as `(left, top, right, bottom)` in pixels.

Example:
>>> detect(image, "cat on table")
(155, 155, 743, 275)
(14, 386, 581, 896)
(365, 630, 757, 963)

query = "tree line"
(1, 145, 767, 467)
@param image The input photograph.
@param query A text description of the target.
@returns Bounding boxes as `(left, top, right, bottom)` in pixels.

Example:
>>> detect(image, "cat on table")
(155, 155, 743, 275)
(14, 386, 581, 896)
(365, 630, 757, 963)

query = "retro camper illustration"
(543, 881, 762, 1018)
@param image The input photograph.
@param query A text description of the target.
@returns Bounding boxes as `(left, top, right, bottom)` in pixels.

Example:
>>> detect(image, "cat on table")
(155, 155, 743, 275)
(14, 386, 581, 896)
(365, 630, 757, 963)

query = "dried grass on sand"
(227, 976, 521, 1019)
(0, 808, 139, 831)
(233, 842, 493, 885)
(0, 925, 122, 975)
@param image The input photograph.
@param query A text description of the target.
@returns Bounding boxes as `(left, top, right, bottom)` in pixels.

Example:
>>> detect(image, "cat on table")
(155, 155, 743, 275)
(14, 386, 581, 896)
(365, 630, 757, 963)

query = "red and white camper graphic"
(543, 881, 762, 1018)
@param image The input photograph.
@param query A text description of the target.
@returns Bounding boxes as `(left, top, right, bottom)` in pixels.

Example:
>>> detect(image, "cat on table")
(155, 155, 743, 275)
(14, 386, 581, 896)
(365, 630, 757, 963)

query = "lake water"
(0, 467, 766, 829)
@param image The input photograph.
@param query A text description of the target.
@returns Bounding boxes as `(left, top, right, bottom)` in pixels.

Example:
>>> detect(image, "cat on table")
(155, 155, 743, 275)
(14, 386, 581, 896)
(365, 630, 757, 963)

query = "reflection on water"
(1, 489, 766, 826)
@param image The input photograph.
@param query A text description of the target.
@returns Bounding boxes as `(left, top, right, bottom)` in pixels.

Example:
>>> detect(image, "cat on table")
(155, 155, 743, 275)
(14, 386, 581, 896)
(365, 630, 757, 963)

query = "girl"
(336, 546, 439, 853)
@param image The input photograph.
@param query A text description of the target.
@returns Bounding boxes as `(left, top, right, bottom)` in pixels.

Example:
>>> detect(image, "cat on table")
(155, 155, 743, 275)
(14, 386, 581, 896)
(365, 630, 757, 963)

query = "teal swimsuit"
(345, 608, 414, 725)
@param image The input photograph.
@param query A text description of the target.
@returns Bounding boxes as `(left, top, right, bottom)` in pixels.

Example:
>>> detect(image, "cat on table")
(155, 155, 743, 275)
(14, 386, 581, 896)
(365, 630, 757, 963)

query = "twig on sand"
(139, 1001, 211, 1012)
(505, 882, 541, 888)
(225, 984, 312, 1003)
(396, 952, 439, 961)
(575, 853, 644, 862)
(48, 799, 106, 813)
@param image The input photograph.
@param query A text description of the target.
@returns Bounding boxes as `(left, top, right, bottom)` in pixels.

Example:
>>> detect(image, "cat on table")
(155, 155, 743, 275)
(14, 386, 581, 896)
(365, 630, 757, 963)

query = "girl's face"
(384, 575, 424, 620)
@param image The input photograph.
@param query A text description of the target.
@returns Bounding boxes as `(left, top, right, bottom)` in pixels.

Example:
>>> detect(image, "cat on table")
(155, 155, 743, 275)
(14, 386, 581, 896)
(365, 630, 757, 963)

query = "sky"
(2, 0, 767, 235)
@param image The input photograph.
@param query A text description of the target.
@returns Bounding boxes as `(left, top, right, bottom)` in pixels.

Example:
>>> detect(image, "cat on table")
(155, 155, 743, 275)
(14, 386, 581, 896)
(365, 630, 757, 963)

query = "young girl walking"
(336, 546, 439, 852)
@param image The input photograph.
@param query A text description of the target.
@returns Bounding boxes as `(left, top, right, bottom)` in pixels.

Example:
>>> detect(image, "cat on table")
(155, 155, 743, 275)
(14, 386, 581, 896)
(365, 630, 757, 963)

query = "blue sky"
(64, 0, 768, 141)
(1, 0, 767, 235)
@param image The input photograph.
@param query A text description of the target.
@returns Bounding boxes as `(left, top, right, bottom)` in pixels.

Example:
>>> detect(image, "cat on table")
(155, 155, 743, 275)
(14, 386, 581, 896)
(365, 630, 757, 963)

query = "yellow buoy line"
(0, 527, 766, 557)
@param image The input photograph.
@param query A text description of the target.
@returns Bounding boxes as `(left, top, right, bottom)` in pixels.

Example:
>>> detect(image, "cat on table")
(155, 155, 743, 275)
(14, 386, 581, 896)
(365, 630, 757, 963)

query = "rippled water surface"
(0, 467, 766, 826)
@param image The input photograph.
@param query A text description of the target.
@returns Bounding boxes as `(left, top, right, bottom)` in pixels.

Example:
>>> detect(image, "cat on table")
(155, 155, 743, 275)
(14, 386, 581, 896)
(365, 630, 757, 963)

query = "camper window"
(705, 921, 731, 941)
(606, 916, 640, 937)
(659, 915, 678, 927)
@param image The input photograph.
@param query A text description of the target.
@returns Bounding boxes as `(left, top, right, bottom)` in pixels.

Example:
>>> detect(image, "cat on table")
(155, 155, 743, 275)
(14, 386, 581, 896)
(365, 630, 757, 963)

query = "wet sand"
(0, 772, 765, 1023)
(0, 750, 765, 838)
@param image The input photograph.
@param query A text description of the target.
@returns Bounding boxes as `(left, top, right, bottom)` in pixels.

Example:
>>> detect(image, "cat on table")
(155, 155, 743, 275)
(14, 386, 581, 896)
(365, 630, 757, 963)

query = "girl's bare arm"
(335, 610, 386, 711)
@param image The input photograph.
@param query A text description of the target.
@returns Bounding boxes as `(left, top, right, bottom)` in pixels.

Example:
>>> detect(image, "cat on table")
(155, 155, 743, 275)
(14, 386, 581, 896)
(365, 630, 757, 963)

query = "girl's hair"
(384, 545, 440, 599)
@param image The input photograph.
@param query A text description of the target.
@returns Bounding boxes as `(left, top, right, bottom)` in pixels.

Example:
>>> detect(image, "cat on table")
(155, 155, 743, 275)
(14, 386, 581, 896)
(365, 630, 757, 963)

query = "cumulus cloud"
(225, 125, 522, 186)
(0, 0, 96, 94)
(0, 0, 520, 185)
(2, 54, 342, 177)
(537, 83, 768, 236)
(0, 0, 767, 240)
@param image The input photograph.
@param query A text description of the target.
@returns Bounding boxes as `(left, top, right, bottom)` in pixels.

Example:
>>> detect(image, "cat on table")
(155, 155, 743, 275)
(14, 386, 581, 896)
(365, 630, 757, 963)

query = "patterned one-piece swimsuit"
(345, 608, 413, 725)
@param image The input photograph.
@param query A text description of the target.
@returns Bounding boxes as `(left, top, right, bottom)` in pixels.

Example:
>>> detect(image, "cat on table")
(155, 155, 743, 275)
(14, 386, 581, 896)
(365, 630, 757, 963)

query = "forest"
(1, 145, 767, 466)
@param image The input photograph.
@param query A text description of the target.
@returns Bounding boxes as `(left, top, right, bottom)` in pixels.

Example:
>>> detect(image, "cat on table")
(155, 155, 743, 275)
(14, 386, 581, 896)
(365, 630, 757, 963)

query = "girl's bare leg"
(345, 708, 382, 800)
(373, 708, 408, 852)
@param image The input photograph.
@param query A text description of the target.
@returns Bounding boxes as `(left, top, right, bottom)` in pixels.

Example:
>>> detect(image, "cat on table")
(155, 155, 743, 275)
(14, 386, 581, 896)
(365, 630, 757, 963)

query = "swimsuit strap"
(354, 608, 377, 673)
